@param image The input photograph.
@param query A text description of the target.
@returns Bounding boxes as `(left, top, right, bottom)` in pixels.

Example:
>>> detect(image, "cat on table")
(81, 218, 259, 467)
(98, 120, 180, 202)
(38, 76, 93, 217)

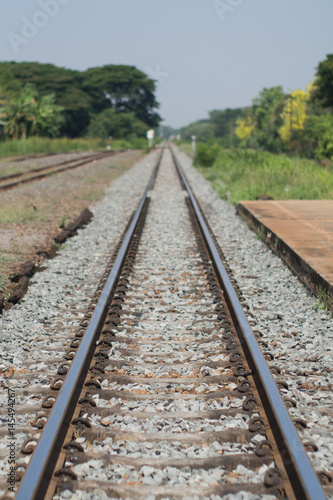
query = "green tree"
(160, 125, 178, 139)
(87, 108, 147, 140)
(179, 120, 215, 142)
(30, 91, 64, 137)
(312, 54, 333, 109)
(0, 85, 63, 140)
(303, 114, 333, 160)
(251, 86, 285, 151)
(82, 65, 160, 127)
(0, 62, 91, 137)
(0, 62, 161, 137)
(1, 87, 33, 140)
(209, 108, 243, 147)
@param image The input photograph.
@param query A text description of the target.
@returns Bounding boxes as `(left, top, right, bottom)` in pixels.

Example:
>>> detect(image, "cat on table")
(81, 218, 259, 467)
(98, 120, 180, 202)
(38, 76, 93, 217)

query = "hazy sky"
(1, 0, 332, 128)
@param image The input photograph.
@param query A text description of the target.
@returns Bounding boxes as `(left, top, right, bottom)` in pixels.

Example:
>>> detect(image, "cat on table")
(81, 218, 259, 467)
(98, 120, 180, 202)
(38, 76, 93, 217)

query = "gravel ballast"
(0, 146, 331, 499)
(0, 150, 159, 497)
(176, 148, 333, 487)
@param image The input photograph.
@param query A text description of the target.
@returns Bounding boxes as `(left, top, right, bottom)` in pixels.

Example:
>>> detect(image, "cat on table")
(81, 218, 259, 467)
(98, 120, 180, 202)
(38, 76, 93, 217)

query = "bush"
(194, 143, 220, 167)
(196, 147, 333, 204)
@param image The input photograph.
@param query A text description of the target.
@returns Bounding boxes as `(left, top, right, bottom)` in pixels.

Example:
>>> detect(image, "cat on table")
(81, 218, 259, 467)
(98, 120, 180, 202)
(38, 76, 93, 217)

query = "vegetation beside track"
(0, 136, 149, 160)
(176, 141, 333, 204)
(0, 150, 143, 298)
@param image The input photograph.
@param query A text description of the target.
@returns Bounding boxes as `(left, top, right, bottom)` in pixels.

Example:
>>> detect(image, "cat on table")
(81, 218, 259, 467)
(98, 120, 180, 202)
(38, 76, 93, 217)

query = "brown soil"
(0, 149, 143, 300)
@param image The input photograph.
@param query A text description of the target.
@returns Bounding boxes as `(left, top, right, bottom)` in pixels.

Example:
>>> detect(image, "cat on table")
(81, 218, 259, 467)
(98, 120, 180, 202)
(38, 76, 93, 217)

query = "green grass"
(0, 205, 49, 224)
(195, 147, 333, 204)
(173, 140, 193, 156)
(314, 286, 330, 311)
(0, 136, 146, 160)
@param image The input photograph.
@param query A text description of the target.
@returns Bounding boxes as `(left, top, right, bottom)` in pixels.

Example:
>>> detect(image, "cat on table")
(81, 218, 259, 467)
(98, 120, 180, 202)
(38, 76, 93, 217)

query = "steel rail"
(170, 145, 325, 500)
(15, 147, 164, 500)
(0, 151, 106, 182)
(0, 150, 121, 191)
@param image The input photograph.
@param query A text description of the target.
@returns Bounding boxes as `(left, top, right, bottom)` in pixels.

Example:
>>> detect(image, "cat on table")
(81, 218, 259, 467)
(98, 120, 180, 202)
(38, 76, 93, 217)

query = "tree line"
(177, 54, 333, 161)
(0, 61, 161, 140)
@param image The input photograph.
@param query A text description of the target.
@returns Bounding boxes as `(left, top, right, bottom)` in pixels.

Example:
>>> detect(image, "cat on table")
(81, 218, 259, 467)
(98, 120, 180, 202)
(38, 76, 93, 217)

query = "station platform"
(236, 200, 333, 307)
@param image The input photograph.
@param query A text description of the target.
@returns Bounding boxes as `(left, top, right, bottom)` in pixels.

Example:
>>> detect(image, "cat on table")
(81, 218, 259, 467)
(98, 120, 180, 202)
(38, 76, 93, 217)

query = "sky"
(1, 0, 333, 128)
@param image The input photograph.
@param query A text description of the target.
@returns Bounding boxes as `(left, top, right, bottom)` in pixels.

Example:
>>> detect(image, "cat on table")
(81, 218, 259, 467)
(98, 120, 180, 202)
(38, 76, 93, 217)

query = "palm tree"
(0, 85, 63, 140)
(30, 92, 63, 137)
(1, 91, 31, 140)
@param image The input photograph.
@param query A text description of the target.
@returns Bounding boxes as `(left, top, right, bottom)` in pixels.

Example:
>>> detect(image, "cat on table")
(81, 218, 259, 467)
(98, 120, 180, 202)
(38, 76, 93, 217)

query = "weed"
(54, 242, 66, 251)
(0, 275, 6, 291)
(314, 286, 329, 311)
(273, 236, 279, 249)
(256, 225, 265, 242)
(59, 215, 67, 229)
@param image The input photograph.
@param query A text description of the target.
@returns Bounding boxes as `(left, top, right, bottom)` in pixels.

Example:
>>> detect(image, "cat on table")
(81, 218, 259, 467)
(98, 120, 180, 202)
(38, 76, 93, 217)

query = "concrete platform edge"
(236, 202, 333, 311)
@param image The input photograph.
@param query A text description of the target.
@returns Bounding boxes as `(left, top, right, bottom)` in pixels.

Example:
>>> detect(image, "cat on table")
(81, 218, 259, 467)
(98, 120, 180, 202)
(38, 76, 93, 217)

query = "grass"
(0, 136, 147, 160)
(0, 254, 17, 293)
(194, 147, 333, 204)
(314, 286, 330, 311)
(173, 140, 193, 156)
(0, 166, 23, 177)
(256, 224, 265, 241)
(0, 205, 49, 224)
(0, 149, 143, 296)
(0, 137, 103, 159)
(59, 215, 67, 229)
(76, 187, 105, 202)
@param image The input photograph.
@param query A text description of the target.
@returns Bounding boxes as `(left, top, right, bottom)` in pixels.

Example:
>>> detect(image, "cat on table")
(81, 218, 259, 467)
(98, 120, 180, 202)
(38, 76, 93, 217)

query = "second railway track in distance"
(0, 150, 123, 191)
(10, 146, 327, 500)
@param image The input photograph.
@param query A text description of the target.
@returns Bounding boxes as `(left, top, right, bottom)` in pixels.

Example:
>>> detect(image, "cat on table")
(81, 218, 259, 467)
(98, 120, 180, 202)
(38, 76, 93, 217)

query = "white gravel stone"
(176, 147, 333, 484)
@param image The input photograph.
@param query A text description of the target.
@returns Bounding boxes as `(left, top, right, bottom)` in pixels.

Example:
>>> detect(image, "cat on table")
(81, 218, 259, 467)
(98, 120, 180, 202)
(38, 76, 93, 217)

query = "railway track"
(0, 150, 123, 191)
(2, 146, 328, 499)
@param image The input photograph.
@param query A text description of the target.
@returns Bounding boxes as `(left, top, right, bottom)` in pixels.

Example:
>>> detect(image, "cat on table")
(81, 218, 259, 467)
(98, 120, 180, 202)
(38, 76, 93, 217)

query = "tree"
(0, 84, 11, 133)
(303, 114, 333, 160)
(160, 125, 178, 139)
(279, 88, 310, 153)
(87, 108, 147, 140)
(0, 62, 161, 137)
(251, 86, 285, 151)
(0, 85, 63, 140)
(179, 120, 215, 142)
(0, 62, 91, 137)
(312, 54, 333, 109)
(30, 91, 64, 137)
(209, 108, 243, 147)
(235, 115, 254, 143)
(234, 87, 285, 151)
(82, 65, 161, 127)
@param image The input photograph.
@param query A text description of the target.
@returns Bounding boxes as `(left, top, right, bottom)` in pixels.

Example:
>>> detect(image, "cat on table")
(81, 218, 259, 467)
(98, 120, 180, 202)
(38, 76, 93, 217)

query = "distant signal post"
(147, 129, 155, 148)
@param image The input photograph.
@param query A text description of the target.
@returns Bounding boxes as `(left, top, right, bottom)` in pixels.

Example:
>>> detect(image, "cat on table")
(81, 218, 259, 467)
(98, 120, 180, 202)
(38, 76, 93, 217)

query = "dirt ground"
(0, 149, 143, 296)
